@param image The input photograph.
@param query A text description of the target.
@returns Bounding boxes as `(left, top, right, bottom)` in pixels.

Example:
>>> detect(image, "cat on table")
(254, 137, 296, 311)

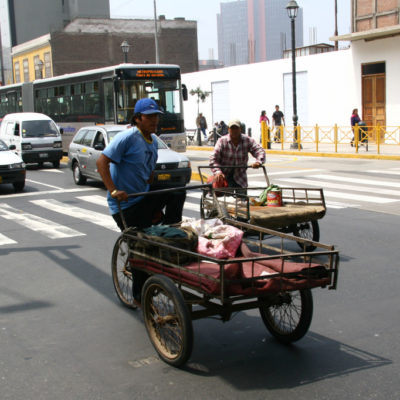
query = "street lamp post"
(286, 1, 301, 149)
(120, 40, 130, 63)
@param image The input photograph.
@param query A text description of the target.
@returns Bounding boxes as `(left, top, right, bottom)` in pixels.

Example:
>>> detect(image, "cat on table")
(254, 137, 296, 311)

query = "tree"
(190, 86, 211, 116)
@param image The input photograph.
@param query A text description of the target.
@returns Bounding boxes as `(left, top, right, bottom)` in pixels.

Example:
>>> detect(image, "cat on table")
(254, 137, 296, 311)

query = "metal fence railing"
(260, 122, 400, 156)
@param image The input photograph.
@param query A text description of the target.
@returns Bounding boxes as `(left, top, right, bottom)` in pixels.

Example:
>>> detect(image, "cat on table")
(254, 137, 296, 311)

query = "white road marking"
(184, 202, 200, 212)
(41, 169, 64, 173)
(0, 233, 17, 245)
(0, 187, 100, 199)
(250, 169, 325, 177)
(77, 195, 108, 207)
(31, 199, 119, 232)
(26, 179, 63, 190)
(366, 170, 400, 176)
(310, 174, 400, 188)
(0, 203, 85, 239)
(276, 177, 400, 197)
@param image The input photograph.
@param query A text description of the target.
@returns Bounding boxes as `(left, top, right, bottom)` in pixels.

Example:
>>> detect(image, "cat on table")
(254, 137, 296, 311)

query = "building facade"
(332, 0, 400, 131)
(0, 0, 110, 85)
(10, 17, 198, 84)
(217, 0, 303, 67)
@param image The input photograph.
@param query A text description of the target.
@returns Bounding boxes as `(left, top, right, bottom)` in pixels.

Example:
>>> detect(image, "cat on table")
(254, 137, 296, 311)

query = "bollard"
(196, 128, 202, 146)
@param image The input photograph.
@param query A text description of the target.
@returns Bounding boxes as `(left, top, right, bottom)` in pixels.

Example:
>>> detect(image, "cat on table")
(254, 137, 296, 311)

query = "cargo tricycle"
(111, 186, 339, 367)
(199, 165, 327, 252)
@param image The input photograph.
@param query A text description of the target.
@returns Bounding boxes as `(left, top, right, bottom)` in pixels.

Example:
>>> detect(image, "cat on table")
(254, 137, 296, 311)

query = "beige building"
(10, 17, 198, 84)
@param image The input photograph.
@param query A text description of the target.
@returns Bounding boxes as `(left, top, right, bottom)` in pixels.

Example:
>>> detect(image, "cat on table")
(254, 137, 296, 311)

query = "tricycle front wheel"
(111, 235, 137, 309)
(293, 220, 320, 252)
(142, 275, 193, 367)
(259, 289, 313, 343)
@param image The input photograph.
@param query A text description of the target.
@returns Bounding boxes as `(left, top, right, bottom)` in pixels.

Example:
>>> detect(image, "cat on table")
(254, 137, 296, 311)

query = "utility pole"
(153, 0, 160, 63)
(334, 0, 338, 50)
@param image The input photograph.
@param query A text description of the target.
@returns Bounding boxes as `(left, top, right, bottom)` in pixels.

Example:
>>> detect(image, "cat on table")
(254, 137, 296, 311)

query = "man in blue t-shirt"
(97, 98, 186, 305)
(97, 97, 185, 230)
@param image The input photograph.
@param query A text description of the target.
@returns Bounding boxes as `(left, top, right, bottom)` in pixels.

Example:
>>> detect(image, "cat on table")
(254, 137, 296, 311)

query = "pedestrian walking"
(196, 113, 208, 139)
(271, 105, 285, 142)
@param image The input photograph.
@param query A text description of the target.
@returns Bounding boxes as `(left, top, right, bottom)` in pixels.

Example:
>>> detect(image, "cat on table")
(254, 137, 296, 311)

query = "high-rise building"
(217, 0, 303, 67)
(0, 0, 110, 84)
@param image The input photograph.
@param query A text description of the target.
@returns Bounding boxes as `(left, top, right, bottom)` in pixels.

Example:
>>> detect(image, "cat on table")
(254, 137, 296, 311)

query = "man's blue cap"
(134, 98, 163, 114)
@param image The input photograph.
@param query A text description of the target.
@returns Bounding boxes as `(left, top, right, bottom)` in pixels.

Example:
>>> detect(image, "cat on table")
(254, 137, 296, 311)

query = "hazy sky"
(110, 0, 351, 60)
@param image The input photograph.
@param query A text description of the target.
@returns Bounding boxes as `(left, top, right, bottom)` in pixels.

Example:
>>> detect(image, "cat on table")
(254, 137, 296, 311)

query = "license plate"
(158, 174, 171, 181)
(39, 153, 48, 158)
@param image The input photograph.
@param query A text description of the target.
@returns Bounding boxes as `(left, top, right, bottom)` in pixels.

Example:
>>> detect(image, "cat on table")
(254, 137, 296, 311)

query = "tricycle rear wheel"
(142, 275, 193, 367)
(293, 220, 320, 252)
(111, 235, 137, 309)
(259, 289, 313, 343)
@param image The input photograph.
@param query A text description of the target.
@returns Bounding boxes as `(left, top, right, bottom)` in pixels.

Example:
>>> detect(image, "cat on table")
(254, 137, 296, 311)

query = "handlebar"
(197, 165, 270, 186)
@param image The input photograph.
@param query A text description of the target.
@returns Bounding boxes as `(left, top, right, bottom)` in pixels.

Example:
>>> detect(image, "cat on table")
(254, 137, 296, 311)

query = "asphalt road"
(0, 156, 399, 400)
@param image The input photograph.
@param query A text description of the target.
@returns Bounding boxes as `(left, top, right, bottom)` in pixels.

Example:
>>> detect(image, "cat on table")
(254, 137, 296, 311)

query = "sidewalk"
(189, 141, 400, 161)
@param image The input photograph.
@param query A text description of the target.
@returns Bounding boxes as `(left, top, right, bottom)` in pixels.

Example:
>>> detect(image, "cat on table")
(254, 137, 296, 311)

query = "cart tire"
(259, 289, 313, 343)
(142, 275, 193, 367)
(293, 220, 320, 252)
(200, 194, 218, 219)
(111, 235, 137, 309)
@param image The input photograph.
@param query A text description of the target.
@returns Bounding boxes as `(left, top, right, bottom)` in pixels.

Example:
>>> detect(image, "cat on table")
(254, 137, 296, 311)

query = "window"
(14, 62, 21, 83)
(44, 52, 52, 77)
(34, 55, 41, 79)
(81, 130, 95, 146)
(72, 129, 88, 144)
(23, 59, 29, 82)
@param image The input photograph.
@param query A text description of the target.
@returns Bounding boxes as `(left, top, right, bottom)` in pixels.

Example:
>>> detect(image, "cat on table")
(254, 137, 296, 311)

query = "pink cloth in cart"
(197, 225, 244, 259)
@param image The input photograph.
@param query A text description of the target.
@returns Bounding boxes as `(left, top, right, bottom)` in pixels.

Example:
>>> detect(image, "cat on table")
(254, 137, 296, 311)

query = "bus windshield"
(116, 79, 183, 133)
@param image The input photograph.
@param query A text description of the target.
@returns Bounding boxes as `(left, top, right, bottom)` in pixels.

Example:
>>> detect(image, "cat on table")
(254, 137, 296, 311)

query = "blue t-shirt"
(103, 127, 158, 215)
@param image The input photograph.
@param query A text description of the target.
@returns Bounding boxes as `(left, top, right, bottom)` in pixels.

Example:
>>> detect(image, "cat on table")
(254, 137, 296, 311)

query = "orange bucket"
(267, 190, 282, 207)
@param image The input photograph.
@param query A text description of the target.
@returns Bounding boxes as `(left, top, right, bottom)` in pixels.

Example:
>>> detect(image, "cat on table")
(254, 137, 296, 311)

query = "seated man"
(209, 119, 266, 190)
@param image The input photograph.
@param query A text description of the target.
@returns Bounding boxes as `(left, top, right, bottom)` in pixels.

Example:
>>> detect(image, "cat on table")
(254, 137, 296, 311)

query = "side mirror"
(94, 144, 105, 151)
(59, 127, 64, 135)
(9, 144, 16, 150)
(182, 84, 188, 101)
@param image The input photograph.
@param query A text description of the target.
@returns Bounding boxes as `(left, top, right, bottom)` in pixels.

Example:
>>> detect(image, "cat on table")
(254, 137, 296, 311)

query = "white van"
(0, 112, 63, 168)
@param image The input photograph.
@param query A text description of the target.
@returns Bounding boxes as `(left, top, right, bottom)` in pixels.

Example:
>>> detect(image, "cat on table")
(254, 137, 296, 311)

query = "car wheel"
(13, 181, 25, 192)
(53, 160, 60, 168)
(73, 162, 86, 185)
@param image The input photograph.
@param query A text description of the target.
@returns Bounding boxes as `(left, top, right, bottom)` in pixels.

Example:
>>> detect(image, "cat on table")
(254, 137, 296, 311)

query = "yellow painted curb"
(265, 150, 400, 161)
(191, 171, 209, 182)
(187, 146, 400, 161)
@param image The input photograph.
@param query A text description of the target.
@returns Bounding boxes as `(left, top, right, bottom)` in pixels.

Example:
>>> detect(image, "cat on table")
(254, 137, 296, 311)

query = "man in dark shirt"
(272, 105, 285, 142)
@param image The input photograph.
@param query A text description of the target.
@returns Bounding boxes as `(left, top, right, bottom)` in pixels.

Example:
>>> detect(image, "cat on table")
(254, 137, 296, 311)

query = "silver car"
(68, 125, 192, 187)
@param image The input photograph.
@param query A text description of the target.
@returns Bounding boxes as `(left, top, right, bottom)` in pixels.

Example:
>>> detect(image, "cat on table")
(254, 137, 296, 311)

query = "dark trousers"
(112, 190, 186, 301)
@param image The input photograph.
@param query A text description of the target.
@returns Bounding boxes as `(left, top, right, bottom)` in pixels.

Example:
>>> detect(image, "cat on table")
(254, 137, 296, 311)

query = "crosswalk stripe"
(184, 202, 200, 212)
(276, 177, 400, 198)
(251, 169, 325, 177)
(77, 195, 108, 207)
(366, 170, 400, 176)
(0, 233, 17, 245)
(310, 174, 400, 188)
(0, 187, 100, 200)
(0, 203, 85, 239)
(30, 199, 119, 232)
(26, 179, 63, 189)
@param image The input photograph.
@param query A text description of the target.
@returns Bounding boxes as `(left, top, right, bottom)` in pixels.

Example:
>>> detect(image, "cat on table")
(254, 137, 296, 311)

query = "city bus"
(0, 64, 188, 152)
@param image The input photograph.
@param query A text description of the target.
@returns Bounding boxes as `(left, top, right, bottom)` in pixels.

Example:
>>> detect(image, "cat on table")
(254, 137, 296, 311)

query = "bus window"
(103, 80, 114, 122)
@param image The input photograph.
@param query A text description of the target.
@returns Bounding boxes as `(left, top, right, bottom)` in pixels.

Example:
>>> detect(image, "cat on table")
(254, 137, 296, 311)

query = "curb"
(188, 146, 400, 161)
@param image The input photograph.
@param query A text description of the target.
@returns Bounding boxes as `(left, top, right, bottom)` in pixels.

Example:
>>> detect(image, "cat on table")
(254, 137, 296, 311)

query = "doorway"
(361, 62, 385, 142)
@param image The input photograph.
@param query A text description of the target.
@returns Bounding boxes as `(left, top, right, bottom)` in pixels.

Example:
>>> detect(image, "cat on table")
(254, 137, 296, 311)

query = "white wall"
(182, 48, 356, 142)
